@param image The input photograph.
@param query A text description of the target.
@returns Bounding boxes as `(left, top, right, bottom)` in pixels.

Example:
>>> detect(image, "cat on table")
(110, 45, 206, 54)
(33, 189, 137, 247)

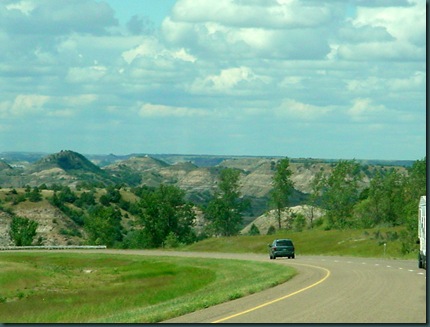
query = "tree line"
(3, 157, 426, 254)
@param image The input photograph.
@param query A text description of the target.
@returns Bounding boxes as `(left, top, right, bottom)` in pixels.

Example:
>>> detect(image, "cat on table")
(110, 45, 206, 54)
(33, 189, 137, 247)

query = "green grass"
(0, 252, 295, 323)
(183, 226, 417, 260)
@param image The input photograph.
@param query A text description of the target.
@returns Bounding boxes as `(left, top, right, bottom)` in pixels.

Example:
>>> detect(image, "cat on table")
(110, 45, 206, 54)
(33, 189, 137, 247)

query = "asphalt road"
(24, 249, 426, 323)
(127, 251, 426, 324)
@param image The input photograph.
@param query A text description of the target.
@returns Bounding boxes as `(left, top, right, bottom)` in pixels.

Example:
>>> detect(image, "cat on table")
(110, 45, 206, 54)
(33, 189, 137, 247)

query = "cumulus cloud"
(161, 0, 337, 60)
(337, 39, 424, 61)
(337, 23, 394, 43)
(275, 98, 334, 121)
(121, 37, 196, 64)
(0, 93, 99, 119)
(9, 94, 49, 116)
(170, 0, 333, 28)
(1, 0, 118, 35)
(353, 2, 425, 44)
(190, 66, 269, 94)
(388, 71, 425, 91)
(5, 1, 35, 15)
(347, 98, 387, 122)
(336, 0, 425, 61)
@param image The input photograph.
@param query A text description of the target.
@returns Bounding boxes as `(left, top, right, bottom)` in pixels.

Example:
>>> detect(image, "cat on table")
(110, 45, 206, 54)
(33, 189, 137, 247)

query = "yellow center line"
(211, 263, 331, 323)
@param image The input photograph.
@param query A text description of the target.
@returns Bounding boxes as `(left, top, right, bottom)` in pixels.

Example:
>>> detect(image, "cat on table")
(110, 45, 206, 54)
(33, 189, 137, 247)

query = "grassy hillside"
(182, 227, 417, 260)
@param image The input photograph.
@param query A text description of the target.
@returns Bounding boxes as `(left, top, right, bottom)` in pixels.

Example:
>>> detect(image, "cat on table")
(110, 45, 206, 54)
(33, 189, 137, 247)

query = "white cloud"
(121, 37, 161, 64)
(347, 98, 386, 122)
(388, 71, 425, 91)
(2, 0, 118, 35)
(353, 1, 425, 45)
(138, 103, 210, 118)
(347, 76, 385, 94)
(347, 98, 418, 125)
(66, 65, 107, 83)
(0, 93, 99, 119)
(279, 76, 305, 89)
(121, 37, 196, 64)
(170, 0, 332, 28)
(162, 1, 333, 60)
(336, 0, 425, 61)
(337, 22, 394, 43)
(337, 41, 424, 61)
(190, 66, 269, 94)
(9, 94, 50, 116)
(275, 98, 334, 120)
(171, 48, 196, 62)
(5, 1, 35, 15)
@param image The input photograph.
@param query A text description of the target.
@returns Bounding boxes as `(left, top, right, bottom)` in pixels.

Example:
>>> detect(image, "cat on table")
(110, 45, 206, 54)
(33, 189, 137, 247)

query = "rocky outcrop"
(0, 211, 13, 246)
(9, 201, 84, 246)
(241, 205, 325, 235)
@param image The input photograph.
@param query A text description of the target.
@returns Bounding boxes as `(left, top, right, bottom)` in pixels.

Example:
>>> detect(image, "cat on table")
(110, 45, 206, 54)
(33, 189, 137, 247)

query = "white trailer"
(418, 196, 426, 269)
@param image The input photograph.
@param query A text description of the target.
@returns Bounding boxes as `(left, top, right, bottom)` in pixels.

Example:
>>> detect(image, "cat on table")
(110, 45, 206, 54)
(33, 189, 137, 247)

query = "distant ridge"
(105, 155, 170, 172)
(0, 151, 417, 168)
(0, 160, 12, 171)
(33, 150, 104, 174)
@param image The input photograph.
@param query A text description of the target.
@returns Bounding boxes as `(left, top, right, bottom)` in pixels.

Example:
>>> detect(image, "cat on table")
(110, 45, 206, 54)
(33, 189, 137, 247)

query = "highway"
(141, 252, 427, 323)
(42, 249, 425, 323)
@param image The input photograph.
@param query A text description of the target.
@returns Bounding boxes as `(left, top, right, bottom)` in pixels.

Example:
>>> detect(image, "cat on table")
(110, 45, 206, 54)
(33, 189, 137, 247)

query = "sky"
(0, 0, 426, 160)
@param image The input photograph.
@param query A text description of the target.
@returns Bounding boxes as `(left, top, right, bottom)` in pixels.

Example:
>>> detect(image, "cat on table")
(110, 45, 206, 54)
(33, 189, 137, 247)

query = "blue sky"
(0, 0, 426, 160)
(103, 0, 176, 26)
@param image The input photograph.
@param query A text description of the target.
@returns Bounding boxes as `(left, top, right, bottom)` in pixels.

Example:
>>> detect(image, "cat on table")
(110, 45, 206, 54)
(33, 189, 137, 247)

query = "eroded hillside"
(0, 151, 412, 246)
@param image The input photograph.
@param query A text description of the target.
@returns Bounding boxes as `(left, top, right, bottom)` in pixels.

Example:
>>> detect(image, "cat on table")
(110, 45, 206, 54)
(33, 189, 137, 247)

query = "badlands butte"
(0, 150, 412, 246)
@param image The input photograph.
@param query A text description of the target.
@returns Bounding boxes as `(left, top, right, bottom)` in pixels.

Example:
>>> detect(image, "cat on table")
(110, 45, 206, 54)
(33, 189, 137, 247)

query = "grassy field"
(0, 252, 295, 323)
(183, 226, 417, 260)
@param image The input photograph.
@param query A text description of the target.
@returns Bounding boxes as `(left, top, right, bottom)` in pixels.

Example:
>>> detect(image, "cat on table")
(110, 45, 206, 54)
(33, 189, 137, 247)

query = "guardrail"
(0, 245, 107, 250)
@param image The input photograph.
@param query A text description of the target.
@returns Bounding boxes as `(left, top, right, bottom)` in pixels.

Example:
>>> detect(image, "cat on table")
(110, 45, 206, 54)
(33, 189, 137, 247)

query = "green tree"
(9, 216, 38, 246)
(248, 223, 260, 236)
(205, 168, 249, 236)
(27, 187, 42, 202)
(270, 158, 294, 229)
(292, 212, 306, 232)
(57, 186, 77, 203)
(400, 157, 427, 253)
(267, 225, 276, 235)
(139, 184, 196, 248)
(84, 205, 123, 247)
(357, 169, 405, 227)
(307, 171, 323, 229)
(74, 191, 96, 208)
(318, 160, 362, 229)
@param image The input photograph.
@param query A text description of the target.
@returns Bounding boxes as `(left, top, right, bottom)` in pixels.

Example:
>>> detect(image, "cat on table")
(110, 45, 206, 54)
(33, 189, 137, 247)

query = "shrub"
(248, 223, 260, 236)
(9, 216, 38, 246)
(292, 213, 306, 232)
(164, 232, 180, 248)
(267, 225, 276, 235)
